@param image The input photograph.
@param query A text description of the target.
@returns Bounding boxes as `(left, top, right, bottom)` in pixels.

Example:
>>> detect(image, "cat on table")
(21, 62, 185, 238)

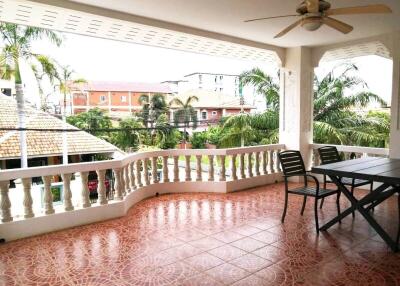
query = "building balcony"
(0, 144, 398, 285)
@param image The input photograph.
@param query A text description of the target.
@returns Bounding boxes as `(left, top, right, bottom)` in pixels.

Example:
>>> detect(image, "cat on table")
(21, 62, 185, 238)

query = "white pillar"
(389, 37, 400, 158)
(279, 47, 314, 169)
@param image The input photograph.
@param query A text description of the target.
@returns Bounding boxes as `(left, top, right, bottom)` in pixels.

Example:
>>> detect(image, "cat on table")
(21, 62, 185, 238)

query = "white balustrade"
(124, 166, 130, 194)
(196, 155, 202, 182)
(21, 178, 34, 218)
(129, 163, 136, 191)
(239, 153, 246, 179)
(185, 155, 191, 182)
(173, 156, 179, 182)
(268, 150, 274, 173)
(113, 168, 123, 201)
(143, 159, 150, 186)
(247, 153, 253, 178)
(162, 156, 169, 183)
(61, 173, 74, 211)
(231, 155, 237, 181)
(262, 151, 268, 175)
(80, 172, 91, 208)
(42, 175, 55, 215)
(255, 152, 260, 176)
(0, 181, 12, 222)
(219, 155, 226, 182)
(96, 170, 108, 205)
(136, 160, 143, 187)
(152, 157, 159, 183)
(208, 155, 214, 181)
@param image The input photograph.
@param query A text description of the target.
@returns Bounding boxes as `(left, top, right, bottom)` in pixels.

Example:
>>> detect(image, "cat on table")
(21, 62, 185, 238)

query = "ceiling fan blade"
(306, 0, 319, 13)
(244, 15, 299, 23)
(326, 4, 392, 16)
(274, 19, 303, 38)
(322, 17, 353, 34)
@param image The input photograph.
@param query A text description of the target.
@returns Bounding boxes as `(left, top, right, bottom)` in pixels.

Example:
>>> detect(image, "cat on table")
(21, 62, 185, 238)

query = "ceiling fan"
(244, 0, 392, 38)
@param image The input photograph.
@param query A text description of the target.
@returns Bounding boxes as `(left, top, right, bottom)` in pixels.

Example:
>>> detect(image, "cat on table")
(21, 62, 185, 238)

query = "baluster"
(162, 156, 170, 183)
(173, 156, 179, 182)
(129, 162, 136, 191)
(124, 166, 130, 194)
(274, 150, 280, 173)
(96, 170, 107, 205)
(21, 178, 34, 218)
(262, 151, 268, 175)
(268, 150, 274, 173)
(239, 153, 246, 179)
(61, 173, 74, 211)
(113, 168, 123, 200)
(80, 172, 91, 208)
(278, 149, 284, 172)
(313, 149, 320, 166)
(0, 181, 12, 222)
(219, 155, 226, 182)
(42, 175, 55, 215)
(144, 158, 150, 186)
(152, 157, 159, 183)
(247, 153, 253, 177)
(136, 160, 143, 187)
(185, 155, 191, 181)
(208, 155, 215, 181)
(120, 167, 126, 196)
(231, 155, 237, 181)
(196, 155, 202, 181)
(255, 152, 261, 176)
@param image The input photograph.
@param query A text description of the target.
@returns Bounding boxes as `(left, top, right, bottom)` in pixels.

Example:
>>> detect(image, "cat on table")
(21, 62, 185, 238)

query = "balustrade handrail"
(310, 143, 389, 156)
(0, 144, 285, 181)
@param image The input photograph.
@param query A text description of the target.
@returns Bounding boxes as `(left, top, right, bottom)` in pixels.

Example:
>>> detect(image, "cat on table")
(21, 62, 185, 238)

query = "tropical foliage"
(219, 64, 389, 148)
(138, 93, 168, 127)
(67, 108, 112, 140)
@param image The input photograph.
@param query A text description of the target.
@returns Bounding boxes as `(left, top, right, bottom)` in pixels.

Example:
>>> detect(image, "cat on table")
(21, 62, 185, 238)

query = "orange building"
(69, 81, 172, 117)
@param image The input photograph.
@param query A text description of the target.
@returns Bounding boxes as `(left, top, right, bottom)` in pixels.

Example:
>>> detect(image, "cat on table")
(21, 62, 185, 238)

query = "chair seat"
(326, 177, 371, 187)
(288, 186, 338, 198)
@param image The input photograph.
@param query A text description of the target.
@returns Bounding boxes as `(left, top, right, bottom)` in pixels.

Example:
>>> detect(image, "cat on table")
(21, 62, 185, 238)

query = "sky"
(19, 32, 393, 108)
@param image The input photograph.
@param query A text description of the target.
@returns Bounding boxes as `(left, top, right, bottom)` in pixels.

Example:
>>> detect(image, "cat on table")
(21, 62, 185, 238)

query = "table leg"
(320, 177, 398, 252)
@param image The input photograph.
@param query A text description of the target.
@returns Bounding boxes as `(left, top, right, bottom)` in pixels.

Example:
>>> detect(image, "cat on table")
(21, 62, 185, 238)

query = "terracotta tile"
(211, 230, 245, 243)
(252, 245, 287, 263)
(179, 273, 223, 286)
(189, 236, 225, 251)
(184, 252, 224, 272)
(230, 237, 266, 252)
(251, 230, 281, 245)
(230, 253, 273, 273)
(231, 225, 262, 236)
(205, 263, 250, 285)
(231, 274, 270, 286)
(208, 245, 247, 261)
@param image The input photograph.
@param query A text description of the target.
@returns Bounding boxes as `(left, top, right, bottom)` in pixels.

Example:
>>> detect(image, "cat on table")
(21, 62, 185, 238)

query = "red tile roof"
(73, 81, 172, 93)
(0, 94, 120, 160)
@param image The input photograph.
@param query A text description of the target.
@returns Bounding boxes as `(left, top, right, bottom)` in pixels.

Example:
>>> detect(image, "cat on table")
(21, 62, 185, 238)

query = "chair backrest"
(318, 146, 341, 165)
(278, 150, 306, 177)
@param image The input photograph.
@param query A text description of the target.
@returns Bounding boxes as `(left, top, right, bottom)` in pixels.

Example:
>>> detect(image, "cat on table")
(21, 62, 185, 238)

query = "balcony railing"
(0, 144, 284, 241)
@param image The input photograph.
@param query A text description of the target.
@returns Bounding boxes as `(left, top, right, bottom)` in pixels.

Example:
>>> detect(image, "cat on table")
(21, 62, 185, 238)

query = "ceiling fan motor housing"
(296, 0, 331, 14)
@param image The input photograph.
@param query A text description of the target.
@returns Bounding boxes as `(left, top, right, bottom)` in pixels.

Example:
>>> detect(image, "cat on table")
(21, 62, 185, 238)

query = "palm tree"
(229, 64, 388, 148)
(138, 93, 168, 127)
(54, 65, 86, 164)
(169, 95, 199, 149)
(0, 23, 62, 167)
(239, 67, 279, 109)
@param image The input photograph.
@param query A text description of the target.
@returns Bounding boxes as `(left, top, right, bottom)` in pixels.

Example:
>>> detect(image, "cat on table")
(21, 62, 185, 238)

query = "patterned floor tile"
(183, 252, 224, 272)
(208, 245, 247, 262)
(205, 263, 250, 285)
(211, 230, 245, 243)
(230, 237, 266, 252)
(230, 253, 273, 273)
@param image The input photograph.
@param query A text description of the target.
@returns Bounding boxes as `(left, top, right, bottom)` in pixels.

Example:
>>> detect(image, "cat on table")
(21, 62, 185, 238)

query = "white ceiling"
(70, 0, 400, 48)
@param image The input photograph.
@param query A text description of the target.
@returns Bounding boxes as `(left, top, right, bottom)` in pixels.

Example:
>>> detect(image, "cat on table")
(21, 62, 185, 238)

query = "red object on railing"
(88, 180, 110, 193)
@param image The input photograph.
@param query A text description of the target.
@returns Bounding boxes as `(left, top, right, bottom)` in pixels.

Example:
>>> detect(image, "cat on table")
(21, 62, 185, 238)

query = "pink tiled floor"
(0, 183, 399, 285)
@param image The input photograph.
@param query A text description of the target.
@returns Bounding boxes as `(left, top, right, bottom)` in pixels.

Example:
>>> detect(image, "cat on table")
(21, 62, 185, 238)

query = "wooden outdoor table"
(312, 157, 400, 252)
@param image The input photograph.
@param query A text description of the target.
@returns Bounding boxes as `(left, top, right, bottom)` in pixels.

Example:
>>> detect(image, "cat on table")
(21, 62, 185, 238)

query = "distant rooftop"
(184, 72, 239, 78)
(0, 94, 120, 160)
(72, 81, 172, 93)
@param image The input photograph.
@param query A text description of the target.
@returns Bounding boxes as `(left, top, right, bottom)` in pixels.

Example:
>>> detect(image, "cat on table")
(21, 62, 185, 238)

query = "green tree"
(233, 64, 388, 148)
(155, 114, 181, 149)
(67, 108, 112, 141)
(170, 95, 199, 148)
(0, 23, 62, 167)
(190, 132, 208, 149)
(138, 93, 168, 127)
(111, 117, 144, 151)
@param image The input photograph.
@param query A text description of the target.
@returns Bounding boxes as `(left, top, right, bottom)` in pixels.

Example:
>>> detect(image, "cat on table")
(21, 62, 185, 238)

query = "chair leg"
(336, 192, 341, 223)
(396, 192, 400, 246)
(282, 192, 289, 223)
(319, 198, 324, 209)
(300, 195, 307, 215)
(370, 182, 375, 212)
(351, 185, 355, 218)
(314, 197, 319, 234)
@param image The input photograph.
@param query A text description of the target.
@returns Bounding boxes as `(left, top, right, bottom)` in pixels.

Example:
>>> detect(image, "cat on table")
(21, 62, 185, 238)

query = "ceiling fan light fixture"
(301, 17, 322, 31)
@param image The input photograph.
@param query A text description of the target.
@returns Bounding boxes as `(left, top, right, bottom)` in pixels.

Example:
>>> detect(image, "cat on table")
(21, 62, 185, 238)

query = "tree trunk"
(62, 92, 68, 165)
(15, 59, 28, 168)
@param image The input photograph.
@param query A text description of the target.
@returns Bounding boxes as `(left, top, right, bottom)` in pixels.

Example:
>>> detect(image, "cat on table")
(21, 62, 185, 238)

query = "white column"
(42, 176, 55, 214)
(279, 47, 314, 169)
(124, 165, 130, 193)
(80, 171, 91, 208)
(136, 160, 143, 187)
(389, 36, 400, 158)
(113, 168, 123, 200)
(219, 155, 226, 182)
(173, 156, 180, 182)
(0, 181, 12, 222)
(21, 178, 34, 218)
(208, 155, 214, 181)
(152, 157, 159, 183)
(143, 159, 150, 185)
(231, 155, 237, 181)
(162, 156, 170, 183)
(129, 162, 136, 191)
(185, 155, 191, 181)
(196, 155, 202, 181)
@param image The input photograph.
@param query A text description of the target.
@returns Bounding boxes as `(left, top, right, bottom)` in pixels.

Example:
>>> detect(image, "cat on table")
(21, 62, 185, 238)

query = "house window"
(201, 111, 207, 120)
(100, 95, 106, 102)
(121, 95, 127, 102)
(212, 111, 217, 117)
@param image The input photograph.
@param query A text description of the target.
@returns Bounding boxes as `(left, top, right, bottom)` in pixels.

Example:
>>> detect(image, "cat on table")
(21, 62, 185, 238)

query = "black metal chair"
(278, 150, 341, 233)
(317, 146, 374, 216)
